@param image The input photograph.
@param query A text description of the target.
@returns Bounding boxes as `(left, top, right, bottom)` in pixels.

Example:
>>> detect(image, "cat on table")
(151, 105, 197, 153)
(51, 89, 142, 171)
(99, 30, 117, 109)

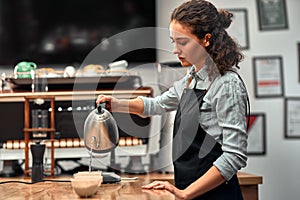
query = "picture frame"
(284, 98, 300, 138)
(298, 43, 300, 82)
(256, 0, 288, 30)
(253, 56, 284, 98)
(246, 113, 266, 155)
(226, 9, 249, 50)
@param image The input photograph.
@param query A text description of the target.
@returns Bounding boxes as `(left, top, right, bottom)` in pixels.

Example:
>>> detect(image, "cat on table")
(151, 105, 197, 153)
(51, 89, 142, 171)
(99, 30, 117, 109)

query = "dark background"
(0, 0, 156, 66)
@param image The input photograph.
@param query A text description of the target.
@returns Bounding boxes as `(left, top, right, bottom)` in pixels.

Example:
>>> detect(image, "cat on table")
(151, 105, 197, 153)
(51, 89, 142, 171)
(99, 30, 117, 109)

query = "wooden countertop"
(237, 171, 263, 185)
(0, 172, 262, 200)
(130, 171, 262, 186)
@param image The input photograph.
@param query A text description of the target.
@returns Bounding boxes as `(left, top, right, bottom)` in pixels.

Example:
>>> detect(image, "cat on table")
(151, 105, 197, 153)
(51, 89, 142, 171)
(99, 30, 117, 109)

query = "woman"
(96, 0, 249, 199)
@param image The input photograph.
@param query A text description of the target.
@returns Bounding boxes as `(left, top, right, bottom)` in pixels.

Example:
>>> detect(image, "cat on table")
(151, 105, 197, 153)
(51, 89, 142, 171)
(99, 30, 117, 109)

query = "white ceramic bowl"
(74, 171, 102, 176)
(71, 178, 100, 197)
(73, 171, 103, 186)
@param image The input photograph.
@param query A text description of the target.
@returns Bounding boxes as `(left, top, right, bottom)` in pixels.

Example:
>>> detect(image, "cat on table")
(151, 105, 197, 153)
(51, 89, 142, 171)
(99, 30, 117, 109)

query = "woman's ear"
(203, 33, 211, 47)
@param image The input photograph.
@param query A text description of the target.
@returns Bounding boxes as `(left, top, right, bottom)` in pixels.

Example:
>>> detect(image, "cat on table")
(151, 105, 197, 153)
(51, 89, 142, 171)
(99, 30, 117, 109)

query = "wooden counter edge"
(237, 171, 263, 185)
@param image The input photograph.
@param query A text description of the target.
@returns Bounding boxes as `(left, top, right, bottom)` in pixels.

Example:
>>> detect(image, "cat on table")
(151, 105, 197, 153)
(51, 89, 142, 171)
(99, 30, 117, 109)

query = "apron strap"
(226, 70, 251, 131)
(185, 76, 193, 89)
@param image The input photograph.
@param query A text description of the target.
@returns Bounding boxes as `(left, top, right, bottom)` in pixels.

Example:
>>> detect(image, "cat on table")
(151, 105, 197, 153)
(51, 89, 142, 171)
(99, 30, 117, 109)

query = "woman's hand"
(96, 95, 144, 115)
(142, 181, 188, 200)
(96, 95, 117, 112)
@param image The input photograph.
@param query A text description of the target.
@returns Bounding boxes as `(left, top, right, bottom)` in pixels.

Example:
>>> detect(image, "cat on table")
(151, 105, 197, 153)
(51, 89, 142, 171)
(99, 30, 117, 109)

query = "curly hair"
(170, 0, 244, 75)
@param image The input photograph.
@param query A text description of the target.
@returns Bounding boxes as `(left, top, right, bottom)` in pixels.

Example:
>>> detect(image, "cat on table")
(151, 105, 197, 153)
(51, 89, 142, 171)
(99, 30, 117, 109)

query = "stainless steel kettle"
(83, 103, 119, 153)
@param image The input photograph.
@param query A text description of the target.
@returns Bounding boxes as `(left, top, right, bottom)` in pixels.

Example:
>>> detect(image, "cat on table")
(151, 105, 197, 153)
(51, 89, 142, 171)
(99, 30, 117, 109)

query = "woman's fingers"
(154, 184, 165, 189)
(141, 181, 161, 189)
(142, 181, 185, 199)
(96, 95, 108, 104)
(142, 181, 168, 190)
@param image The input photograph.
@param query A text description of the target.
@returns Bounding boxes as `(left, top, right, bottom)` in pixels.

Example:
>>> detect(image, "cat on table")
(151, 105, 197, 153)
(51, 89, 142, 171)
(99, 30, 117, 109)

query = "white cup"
(108, 60, 128, 71)
(63, 66, 76, 77)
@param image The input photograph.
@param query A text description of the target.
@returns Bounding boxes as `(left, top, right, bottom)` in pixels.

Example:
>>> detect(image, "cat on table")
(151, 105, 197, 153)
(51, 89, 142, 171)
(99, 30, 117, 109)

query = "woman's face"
(169, 20, 208, 70)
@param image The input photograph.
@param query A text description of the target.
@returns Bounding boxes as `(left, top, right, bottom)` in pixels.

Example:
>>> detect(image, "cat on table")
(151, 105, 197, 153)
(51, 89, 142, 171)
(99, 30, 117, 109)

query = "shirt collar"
(189, 65, 209, 81)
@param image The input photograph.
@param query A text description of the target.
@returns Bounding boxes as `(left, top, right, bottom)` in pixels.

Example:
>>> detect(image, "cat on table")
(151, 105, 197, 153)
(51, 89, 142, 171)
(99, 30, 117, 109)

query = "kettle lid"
(93, 103, 111, 121)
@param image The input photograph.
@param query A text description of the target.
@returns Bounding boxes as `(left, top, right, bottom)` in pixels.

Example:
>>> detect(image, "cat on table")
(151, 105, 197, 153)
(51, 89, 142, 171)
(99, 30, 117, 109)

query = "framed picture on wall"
(298, 43, 300, 82)
(256, 0, 289, 30)
(227, 9, 249, 50)
(246, 113, 266, 155)
(285, 98, 300, 138)
(253, 56, 284, 98)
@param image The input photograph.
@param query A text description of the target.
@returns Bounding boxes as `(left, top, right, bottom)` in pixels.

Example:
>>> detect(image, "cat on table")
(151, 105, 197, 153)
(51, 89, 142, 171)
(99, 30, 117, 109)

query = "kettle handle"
(96, 102, 106, 114)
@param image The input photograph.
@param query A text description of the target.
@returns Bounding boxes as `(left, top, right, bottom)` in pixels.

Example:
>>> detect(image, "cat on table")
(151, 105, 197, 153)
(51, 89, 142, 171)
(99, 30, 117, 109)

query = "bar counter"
(0, 172, 262, 200)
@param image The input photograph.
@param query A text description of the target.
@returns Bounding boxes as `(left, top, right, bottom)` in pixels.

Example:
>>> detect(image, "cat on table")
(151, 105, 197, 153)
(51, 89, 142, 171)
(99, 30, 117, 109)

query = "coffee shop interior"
(0, 0, 299, 199)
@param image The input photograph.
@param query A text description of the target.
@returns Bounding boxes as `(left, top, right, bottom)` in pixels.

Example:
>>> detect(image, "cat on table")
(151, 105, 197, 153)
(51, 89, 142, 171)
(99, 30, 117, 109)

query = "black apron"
(172, 79, 244, 200)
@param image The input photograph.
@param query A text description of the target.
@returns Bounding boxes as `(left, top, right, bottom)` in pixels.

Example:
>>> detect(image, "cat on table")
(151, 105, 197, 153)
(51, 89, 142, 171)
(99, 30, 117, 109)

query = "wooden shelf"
(0, 87, 153, 102)
(23, 128, 56, 132)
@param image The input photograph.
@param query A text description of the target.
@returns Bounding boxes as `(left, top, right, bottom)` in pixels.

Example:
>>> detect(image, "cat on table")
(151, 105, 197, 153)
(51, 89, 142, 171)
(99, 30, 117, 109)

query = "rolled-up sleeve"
(212, 74, 248, 180)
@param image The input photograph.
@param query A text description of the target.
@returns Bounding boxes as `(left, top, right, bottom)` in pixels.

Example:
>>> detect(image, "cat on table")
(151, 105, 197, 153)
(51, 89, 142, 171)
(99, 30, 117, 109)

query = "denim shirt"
(139, 66, 248, 181)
